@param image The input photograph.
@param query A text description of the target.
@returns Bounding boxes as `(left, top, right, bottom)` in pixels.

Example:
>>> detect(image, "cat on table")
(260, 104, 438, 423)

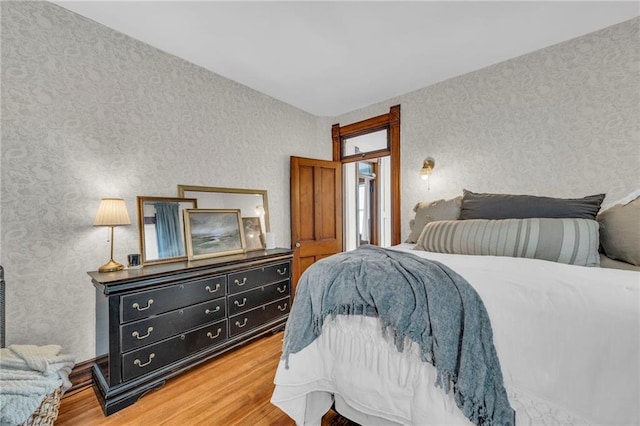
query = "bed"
(271, 191, 640, 425)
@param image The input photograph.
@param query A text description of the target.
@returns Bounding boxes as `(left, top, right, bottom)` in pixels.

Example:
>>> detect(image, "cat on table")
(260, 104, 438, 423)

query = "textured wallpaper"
(0, 1, 329, 361)
(2, 1, 638, 364)
(334, 18, 640, 241)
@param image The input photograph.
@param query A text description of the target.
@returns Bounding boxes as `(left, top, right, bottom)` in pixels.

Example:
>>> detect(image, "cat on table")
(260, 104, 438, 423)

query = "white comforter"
(272, 244, 640, 425)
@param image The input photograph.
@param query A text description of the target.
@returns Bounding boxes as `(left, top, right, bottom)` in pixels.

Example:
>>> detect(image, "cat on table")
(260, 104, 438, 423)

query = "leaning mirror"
(177, 185, 270, 235)
(137, 196, 198, 265)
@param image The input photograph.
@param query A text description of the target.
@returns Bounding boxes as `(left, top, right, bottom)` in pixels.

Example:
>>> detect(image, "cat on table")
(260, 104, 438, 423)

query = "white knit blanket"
(0, 345, 75, 425)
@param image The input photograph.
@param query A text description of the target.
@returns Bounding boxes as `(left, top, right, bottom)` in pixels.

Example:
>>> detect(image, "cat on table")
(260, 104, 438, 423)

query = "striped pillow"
(414, 218, 600, 267)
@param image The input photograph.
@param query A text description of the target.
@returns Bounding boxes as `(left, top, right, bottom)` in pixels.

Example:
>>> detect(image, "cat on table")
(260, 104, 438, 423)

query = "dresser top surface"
(88, 248, 293, 286)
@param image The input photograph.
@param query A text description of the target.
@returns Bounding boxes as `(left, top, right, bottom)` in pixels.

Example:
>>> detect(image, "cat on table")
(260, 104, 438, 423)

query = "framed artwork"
(183, 209, 245, 260)
(242, 216, 265, 252)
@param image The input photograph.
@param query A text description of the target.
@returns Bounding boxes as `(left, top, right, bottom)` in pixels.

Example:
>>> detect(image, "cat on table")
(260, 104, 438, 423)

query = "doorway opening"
(343, 156, 392, 250)
(332, 105, 400, 250)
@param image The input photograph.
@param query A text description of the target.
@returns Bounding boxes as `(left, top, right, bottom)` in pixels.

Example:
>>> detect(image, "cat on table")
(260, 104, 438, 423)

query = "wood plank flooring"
(56, 332, 349, 425)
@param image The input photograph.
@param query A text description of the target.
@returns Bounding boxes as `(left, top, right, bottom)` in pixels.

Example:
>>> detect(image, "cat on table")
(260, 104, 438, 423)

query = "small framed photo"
(184, 209, 245, 260)
(242, 216, 265, 251)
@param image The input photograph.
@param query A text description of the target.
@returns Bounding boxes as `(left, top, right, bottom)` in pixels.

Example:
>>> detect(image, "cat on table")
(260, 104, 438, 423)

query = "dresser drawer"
(228, 262, 291, 294)
(121, 275, 226, 322)
(227, 280, 290, 316)
(228, 297, 290, 337)
(121, 319, 227, 381)
(120, 298, 226, 352)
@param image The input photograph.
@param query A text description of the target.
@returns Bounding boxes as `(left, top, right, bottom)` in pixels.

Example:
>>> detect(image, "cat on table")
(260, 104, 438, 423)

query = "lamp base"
(98, 259, 124, 273)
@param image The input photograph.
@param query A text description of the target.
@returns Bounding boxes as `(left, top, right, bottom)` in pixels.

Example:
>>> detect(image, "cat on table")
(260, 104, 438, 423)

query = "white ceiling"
(53, 1, 639, 117)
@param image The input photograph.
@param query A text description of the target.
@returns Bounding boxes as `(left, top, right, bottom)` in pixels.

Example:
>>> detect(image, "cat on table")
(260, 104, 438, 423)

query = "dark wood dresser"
(88, 248, 293, 415)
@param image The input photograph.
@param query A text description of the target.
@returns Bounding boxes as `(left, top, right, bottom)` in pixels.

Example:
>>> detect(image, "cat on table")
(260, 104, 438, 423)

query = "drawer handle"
(234, 298, 247, 307)
(278, 303, 288, 312)
(277, 285, 287, 294)
(235, 318, 248, 328)
(205, 306, 220, 314)
(207, 328, 222, 339)
(277, 267, 288, 276)
(133, 353, 155, 368)
(205, 283, 220, 293)
(132, 299, 154, 311)
(132, 327, 153, 340)
(234, 277, 247, 286)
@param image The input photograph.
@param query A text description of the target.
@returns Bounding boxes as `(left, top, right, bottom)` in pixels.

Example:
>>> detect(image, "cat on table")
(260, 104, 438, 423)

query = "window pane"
(358, 162, 373, 175)
(343, 129, 388, 157)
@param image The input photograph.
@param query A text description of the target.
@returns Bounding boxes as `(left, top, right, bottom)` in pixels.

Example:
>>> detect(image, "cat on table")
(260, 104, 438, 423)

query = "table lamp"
(94, 198, 131, 272)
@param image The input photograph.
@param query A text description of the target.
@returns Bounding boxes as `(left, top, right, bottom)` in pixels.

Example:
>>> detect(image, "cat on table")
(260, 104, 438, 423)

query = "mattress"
(272, 244, 640, 425)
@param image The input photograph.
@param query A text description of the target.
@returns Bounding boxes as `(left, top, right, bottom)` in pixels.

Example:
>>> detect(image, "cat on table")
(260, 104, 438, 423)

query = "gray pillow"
(405, 196, 461, 243)
(459, 190, 605, 220)
(414, 218, 600, 267)
(598, 197, 640, 266)
(599, 254, 640, 272)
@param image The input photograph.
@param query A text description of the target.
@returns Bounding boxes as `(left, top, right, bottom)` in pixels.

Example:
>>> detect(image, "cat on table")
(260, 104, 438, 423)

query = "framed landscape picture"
(184, 209, 245, 260)
(242, 216, 265, 252)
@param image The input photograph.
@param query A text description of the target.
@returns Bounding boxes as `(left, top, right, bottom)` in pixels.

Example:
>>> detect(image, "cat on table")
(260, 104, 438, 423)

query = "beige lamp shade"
(94, 198, 131, 226)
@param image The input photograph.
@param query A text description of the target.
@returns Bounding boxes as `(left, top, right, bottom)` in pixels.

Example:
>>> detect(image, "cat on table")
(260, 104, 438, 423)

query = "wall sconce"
(419, 157, 436, 189)
(94, 198, 131, 272)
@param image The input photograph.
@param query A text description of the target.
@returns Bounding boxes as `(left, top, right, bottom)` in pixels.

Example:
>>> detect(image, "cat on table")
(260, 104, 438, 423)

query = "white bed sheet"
(272, 244, 640, 425)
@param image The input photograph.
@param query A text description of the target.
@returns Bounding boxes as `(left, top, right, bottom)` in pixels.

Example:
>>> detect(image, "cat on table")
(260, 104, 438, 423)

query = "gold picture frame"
(183, 209, 245, 260)
(137, 196, 198, 265)
(242, 216, 265, 252)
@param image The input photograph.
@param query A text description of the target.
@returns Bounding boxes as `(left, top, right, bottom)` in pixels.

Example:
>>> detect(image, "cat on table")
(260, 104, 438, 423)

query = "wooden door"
(290, 156, 342, 290)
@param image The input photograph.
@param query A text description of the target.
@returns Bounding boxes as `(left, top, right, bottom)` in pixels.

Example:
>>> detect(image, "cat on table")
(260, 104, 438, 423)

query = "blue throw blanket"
(282, 245, 515, 426)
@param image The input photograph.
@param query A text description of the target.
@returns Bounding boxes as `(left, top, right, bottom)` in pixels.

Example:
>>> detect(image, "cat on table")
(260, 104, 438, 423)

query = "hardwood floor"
(56, 332, 348, 425)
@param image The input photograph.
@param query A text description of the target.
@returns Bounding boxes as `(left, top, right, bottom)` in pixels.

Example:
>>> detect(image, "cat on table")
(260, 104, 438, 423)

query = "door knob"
(295, 242, 301, 248)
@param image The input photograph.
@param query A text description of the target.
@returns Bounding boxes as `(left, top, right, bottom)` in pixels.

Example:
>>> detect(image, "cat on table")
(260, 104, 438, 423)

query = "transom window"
(342, 129, 389, 159)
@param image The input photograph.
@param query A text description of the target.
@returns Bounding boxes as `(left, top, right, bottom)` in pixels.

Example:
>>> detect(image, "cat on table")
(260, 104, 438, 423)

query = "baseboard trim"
(65, 358, 95, 397)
